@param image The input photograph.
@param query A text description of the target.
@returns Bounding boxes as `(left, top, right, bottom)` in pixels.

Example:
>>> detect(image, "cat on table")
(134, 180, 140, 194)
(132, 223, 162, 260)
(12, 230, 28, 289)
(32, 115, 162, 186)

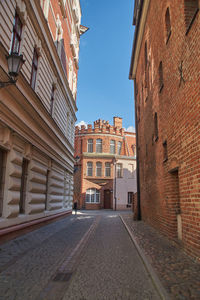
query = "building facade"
(129, 0, 200, 259)
(0, 0, 87, 232)
(74, 117, 137, 210)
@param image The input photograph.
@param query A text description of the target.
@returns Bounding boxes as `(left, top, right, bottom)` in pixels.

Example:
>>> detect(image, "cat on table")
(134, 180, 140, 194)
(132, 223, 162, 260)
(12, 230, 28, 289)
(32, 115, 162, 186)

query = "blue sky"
(76, 0, 135, 131)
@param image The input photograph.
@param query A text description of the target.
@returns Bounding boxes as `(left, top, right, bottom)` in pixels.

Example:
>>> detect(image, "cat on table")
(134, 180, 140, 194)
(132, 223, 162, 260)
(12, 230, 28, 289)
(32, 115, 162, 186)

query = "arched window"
(184, 0, 199, 33)
(96, 139, 102, 153)
(96, 162, 102, 177)
(110, 140, 115, 154)
(87, 162, 93, 176)
(86, 188, 100, 203)
(165, 7, 171, 42)
(105, 162, 111, 177)
(117, 141, 122, 155)
(87, 139, 93, 152)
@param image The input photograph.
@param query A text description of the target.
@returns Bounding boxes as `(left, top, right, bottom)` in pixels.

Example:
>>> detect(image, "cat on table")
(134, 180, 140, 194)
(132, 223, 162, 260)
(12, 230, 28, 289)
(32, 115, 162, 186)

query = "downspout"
(134, 80, 141, 220)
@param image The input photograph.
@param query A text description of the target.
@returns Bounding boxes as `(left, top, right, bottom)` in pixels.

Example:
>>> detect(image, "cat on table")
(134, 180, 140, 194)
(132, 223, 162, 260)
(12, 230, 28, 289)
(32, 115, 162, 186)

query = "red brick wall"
(134, 0, 200, 259)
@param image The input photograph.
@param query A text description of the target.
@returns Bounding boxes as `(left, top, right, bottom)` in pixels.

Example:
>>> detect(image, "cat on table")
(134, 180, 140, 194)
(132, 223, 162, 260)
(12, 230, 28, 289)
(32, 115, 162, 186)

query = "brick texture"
(132, 0, 200, 259)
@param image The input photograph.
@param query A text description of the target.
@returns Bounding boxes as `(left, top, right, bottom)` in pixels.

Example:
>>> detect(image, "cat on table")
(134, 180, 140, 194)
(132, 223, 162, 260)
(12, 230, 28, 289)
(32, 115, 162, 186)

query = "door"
(104, 189, 111, 209)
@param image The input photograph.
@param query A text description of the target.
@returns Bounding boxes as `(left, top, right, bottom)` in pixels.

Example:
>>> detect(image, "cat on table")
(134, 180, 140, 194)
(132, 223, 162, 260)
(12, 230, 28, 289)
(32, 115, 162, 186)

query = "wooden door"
(104, 189, 111, 209)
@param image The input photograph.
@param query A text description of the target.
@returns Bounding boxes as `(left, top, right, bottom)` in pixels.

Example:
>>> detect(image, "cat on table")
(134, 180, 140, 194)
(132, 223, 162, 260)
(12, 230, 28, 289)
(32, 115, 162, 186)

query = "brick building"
(74, 117, 137, 210)
(129, 0, 200, 259)
(0, 0, 87, 233)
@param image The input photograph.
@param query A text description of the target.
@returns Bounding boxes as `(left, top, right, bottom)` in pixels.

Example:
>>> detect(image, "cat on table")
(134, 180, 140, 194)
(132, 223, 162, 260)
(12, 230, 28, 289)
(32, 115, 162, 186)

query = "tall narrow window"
(11, 14, 22, 54)
(105, 162, 111, 177)
(45, 169, 50, 210)
(128, 192, 133, 204)
(96, 162, 102, 177)
(159, 61, 164, 92)
(19, 158, 29, 214)
(117, 141, 122, 155)
(110, 140, 115, 154)
(184, 0, 199, 33)
(87, 162, 93, 176)
(165, 8, 171, 43)
(163, 140, 168, 162)
(87, 139, 93, 153)
(154, 112, 158, 141)
(50, 85, 55, 115)
(116, 163, 122, 178)
(144, 41, 148, 87)
(96, 139, 102, 153)
(30, 49, 38, 90)
(0, 149, 6, 217)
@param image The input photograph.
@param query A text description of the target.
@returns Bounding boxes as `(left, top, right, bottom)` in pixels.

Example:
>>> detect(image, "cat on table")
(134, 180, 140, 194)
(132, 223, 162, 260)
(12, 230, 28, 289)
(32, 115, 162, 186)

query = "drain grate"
(53, 272, 73, 282)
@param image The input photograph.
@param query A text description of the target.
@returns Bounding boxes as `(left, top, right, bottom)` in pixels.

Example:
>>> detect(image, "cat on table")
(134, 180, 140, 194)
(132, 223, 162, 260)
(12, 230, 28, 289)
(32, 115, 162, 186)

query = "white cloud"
(76, 120, 88, 128)
(125, 126, 135, 133)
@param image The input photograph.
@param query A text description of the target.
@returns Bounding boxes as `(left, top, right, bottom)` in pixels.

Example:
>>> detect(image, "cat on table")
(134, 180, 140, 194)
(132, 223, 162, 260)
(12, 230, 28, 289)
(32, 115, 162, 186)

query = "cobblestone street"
(0, 211, 161, 300)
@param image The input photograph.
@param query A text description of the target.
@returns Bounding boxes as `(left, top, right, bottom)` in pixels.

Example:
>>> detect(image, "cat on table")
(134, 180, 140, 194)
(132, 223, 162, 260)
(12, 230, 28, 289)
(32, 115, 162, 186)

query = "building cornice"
(75, 133, 124, 139)
(82, 153, 136, 160)
(129, 0, 150, 79)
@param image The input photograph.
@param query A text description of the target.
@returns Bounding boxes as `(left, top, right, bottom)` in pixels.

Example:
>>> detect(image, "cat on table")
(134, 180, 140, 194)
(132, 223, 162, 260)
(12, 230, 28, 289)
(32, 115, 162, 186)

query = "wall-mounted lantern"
(0, 53, 25, 88)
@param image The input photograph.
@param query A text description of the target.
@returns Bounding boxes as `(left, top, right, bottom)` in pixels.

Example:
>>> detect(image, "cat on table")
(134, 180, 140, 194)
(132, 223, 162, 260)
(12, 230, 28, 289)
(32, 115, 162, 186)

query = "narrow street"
(0, 211, 161, 300)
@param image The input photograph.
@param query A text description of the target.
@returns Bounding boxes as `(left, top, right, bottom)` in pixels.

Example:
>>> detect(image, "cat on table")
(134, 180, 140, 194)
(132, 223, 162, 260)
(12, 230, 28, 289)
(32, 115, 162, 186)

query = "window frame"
(96, 162, 102, 177)
(50, 84, 55, 115)
(110, 140, 115, 154)
(105, 162, 111, 177)
(116, 163, 123, 178)
(117, 141, 122, 155)
(87, 161, 93, 176)
(87, 139, 93, 153)
(96, 139, 102, 153)
(85, 188, 100, 203)
(30, 48, 39, 90)
(11, 13, 23, 54)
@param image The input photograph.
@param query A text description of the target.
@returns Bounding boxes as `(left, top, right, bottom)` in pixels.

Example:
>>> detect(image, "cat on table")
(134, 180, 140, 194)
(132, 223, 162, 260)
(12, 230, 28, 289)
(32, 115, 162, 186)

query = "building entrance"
(104, 189, 111, 209)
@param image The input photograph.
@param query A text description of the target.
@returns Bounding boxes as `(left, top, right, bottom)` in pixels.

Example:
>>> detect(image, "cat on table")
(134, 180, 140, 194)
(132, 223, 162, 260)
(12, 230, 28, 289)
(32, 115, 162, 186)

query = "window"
(116, 163, 122, 178)
(87, 139, 93, 153)
(158, 61, 164, 92)
(11, 13, 22, 54)
(87, 162, 93, 176)
(163, 140, 168, 162)
(0, 149, 6, 217)
(154, 112, 158, 141)
(128, 164, 134, 178)
(96, 139, 102, 153)
(19, 158, 29, 214)
(50, 85, 55, 115)
(45, 169, 50, 210)
(86, 188, 100, 203)
(117, 141, 122, 155)
(128, 192, 133, 204)
(184, 0, 199, 33)
(110, 140, 115, 154)
(105, 162, 111, 177)
(144, 41, 148, 87)
(30, 49, 39, 90)
(165, 8, 171, 43)
(96, 162, 102, 177)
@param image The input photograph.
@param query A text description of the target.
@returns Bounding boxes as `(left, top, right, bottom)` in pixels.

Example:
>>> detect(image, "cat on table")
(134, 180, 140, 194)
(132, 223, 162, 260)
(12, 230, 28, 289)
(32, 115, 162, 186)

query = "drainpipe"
(134, 79, 141, 220)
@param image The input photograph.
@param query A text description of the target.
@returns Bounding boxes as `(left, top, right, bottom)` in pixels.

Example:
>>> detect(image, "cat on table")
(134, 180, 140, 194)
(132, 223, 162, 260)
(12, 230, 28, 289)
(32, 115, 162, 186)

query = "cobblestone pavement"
(0, 210, 161, 300)
(121, 214, 200, 300)
(63, 211, 161, 300)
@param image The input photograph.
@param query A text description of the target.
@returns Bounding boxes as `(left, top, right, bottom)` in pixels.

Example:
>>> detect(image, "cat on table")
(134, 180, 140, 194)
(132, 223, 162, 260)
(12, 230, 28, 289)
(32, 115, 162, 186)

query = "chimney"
(113, 117, 122, 128)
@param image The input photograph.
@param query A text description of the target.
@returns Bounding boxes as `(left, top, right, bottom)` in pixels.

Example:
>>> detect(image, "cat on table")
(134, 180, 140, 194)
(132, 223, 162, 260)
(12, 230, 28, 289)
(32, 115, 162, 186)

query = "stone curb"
(120, 215, 171, 300)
